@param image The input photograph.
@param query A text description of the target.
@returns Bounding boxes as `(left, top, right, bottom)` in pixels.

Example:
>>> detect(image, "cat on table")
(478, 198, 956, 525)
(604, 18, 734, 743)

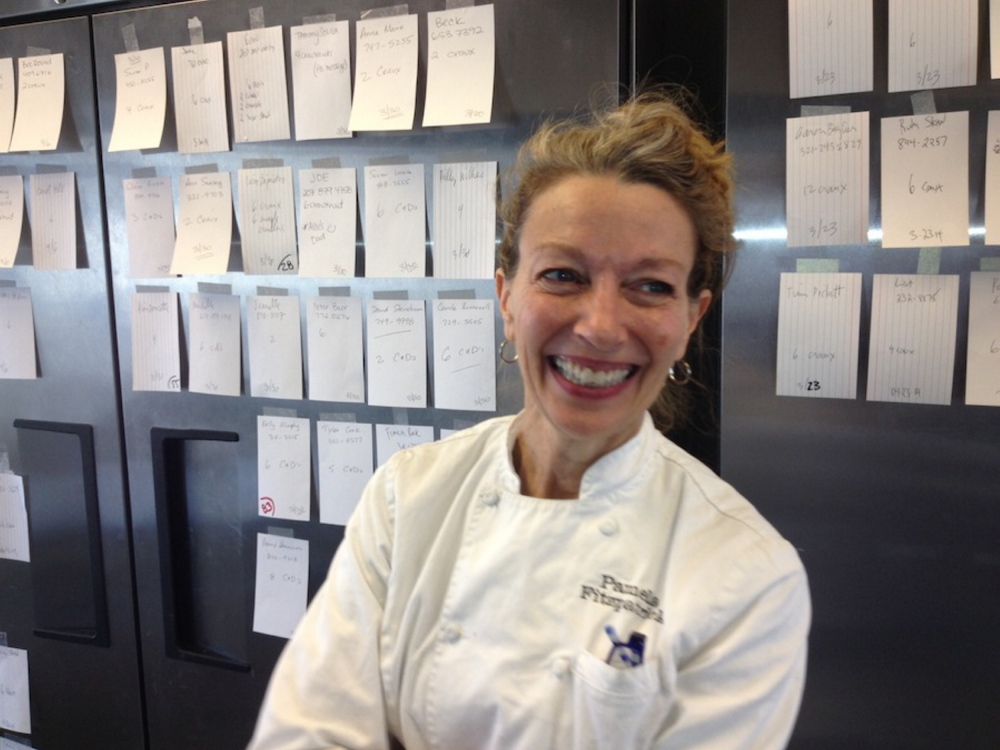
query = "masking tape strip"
(122, 23, 140, 53)
(799, 105, 851, 117)
(188, 17, 205, 46)
(361, 4, 409, 20)
(911, 90, 937, 115)
(796, 258, 840, 273)
(304, 14, 338, 24)
(980, 257, 1000, 271)
(249, 7, 266, 30)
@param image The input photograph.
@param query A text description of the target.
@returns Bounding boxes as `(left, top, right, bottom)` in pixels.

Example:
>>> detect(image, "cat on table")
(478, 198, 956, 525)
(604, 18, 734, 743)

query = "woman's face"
(497, 174, 711, 455)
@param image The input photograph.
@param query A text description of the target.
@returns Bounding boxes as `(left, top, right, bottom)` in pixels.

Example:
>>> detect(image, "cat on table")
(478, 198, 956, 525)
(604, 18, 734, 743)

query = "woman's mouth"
(550, 356, 637, 388)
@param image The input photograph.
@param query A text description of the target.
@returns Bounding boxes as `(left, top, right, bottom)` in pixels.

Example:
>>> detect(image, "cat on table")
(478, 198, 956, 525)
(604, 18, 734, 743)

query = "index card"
(0, 175, 24, 268)
(423, 4, 496, 126)
(227, 26, 291, 143)
(433, 298, 496, 411)
(124, 177, 174, 278)
(866, 274, 959, 405)
(253, 532, 308, 638)
(349, 14, 419, 131)
(786, 111, 869, 247)
(290, 20, 352, 140)
(776, 272, 862, 399)
(0, 473, 30, 562)
(0, 287, 36, 380)
(888, 0, 977, 92)
(363, 164, 425, 277)
(257, 415, 310, 521)
(238, 166, 297, 275)
(247, 295, 303, 400)
(171, 172, 233, 275)
(306, 295, 365, 403)
(985, 111, 1000, 244)
(188, 292, 241, 397)
(965, 272, 1000, 406)
(375, 423, 434, 467)
(9, 53, 63, 152)
(0, 645, 30, 734)
(298, 167, 357, 277)
(29, 172, 76, 270)
(366, 299, 427, 408)
(108, 47, 166, 151)
(432, 161, 497, 278)
(171, 41, 229, 154)
(993, 0, 1000, 78)
(131, 291, 181, 392)
(317, 421, 373, 525)
(0, 58, 15, 152)
(880, 111, 968, 248)
(789, 0, 873, 98)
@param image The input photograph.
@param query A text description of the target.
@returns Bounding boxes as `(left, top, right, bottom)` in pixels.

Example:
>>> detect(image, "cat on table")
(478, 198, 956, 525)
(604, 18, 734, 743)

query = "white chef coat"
(248, 413, 810, 750)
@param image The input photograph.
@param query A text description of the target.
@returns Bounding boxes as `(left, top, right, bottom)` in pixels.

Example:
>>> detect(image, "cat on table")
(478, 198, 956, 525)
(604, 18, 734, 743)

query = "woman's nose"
(574, 284, 627, 349)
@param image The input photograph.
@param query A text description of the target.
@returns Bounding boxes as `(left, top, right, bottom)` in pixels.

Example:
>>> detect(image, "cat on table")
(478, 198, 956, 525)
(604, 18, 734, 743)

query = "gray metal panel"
(723, 1, 1000, 748)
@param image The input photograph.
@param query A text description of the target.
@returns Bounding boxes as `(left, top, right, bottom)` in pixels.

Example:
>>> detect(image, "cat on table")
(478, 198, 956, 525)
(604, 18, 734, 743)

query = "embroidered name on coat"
(580, 574, 664, 623)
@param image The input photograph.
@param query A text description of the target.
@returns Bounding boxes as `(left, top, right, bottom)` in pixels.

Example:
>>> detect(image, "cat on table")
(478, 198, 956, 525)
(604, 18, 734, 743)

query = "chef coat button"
(599, 518, 618, 536)
(442, 623, 462, 643)
(480, 491, 500, 507)
(551, 657, 573, 678)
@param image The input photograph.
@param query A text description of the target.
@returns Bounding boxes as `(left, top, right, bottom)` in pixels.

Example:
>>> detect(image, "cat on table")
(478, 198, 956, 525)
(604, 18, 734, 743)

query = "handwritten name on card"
(432, 161, 497, 278)
(317, 421, 373, 525)
(0, 287, 36, 380)
(349, 14, 419, 131)
(0, 473, 30, 562)
(306, 295, 364, 403)
(247, 295, 303, 400)
(375, 423, 434, 467)
(291, 20, 352, 140)
(364, 164, 425, 277)
(299, 167, 357, 278)
(29, 171, 76, 270)
(367, 299, 427, 408)
(171, 41, 229, 154)
(433, 299, 496, 411)
(0, 58, 15, 152)
(227, 26, 291, 143)
(257, 415, 310, 521)
(965, 272, 1000, 406)
(0, 645, 30, 733)
(171, 172, 233, 275)
(0, 174, 23, 268)
(423, 4, 496, 126)
(9, 53, 64, 152)
(109, 47, 167, 151)
(124, 177, 174, 278)
(238, 166, 297, 275)
(131, 291, 181, 392)
(252, 533, 308, 638)
(188, 292, 241, 397)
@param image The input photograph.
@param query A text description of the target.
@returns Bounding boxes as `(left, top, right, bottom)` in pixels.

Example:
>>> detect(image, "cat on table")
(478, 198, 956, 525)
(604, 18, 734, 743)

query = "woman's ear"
(496, 268, 514, 337)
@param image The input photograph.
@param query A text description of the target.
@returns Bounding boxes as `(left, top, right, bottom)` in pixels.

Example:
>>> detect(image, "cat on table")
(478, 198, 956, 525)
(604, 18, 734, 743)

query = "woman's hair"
(498, 89, 737, 433)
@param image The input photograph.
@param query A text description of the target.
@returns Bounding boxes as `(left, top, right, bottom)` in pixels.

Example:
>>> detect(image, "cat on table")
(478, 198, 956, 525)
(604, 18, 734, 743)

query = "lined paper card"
(375, 423, 434, 467)
(776, 273, 862, 399)
(228, 26, 291, 143)
(9, 53, 63, 152)
(171, 172, 233, 275)
(247, 295, 303, 400)
(788, 0, 873, 98)
(0, 287, 36, 380)
(786, 111, 869, 246)
(433, 299, 496, 411)
(252, 533, 308, 638)
(257, 415, 310, 521)
(985, 111, 1000, 244)
(131, 291, 181, 392)
(423, 4, 496, 126)
(349, 14, 419, 131)
(29, 172, 76, 270)
(880, 111, 968, 248)
(0, 473, 30, 562)
(317, 421, 373, 525)
(367, 299, 427, 408)
(966, 272, 1000, 406)
(432, 162, 497, 278)
(0, 645, 30, 734)
(0, 175, 24, 268)
(298, 167, 357, 277)
(993, 0, 1000, 78)
(0, 58, 15, 152)
(238, 166, 297, 275)
(108, 47, 166, 151)
(363, 164, 425, 277)
(291, 20, 352, 140)
(866, 274, 959, 405)
(306, 295, 365, 403)
(888, 0, 977, 92)
(172, 41, 229, 154)
(124, 177, 174, 278)
(188, 292, 241, 397)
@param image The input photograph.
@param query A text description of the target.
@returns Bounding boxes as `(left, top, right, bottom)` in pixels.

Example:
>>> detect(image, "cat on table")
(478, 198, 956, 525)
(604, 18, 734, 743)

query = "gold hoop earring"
(499, 338, 518, 364)
(669, 360, 692, 385)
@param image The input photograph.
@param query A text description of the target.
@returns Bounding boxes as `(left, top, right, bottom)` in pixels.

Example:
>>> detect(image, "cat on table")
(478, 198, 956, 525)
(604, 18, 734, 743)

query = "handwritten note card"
(108, 47, 166, 151)
(880, 111, 968, 248)
(238, 166, 297, 275)
(0, 175, 24, 268)
(866, 274, 959, 405)
(247, 295, 303, 400)
(985, 111, 1000, 244)
(966, 272, 1000, 406)
(298, 167, 357, 277)
(367, 299, 427, 408)
(30, 172, 76, 270)
(0, 645, 30, 734)
(775, 273, 862, 399)
(124, 177, 174, 278)
(306, 295, 365, 403)
(228, 26, 291, 143)
(0, 58, 15, 152)
(788, 0, 873, 98)
(291, 21, 352, 140)
(0, 287, 36, 380)
(376, 423, 434, 467)
(253, 532, 308, 638)
(888, 0, 977, 92)
(364, 164, 425, 277)
(786, 112, 869, 247)
(993, 0, 1000, 78)
(171, 41, 229, 154)
(188, 292, 241, 397)
(0, 473, 30, 562)
(317, 421, 373, 525)
(257, 415, 310, 521)
(349, 14, 418, 131)
(9, 53, 63, 152)
(432, 162, 497, 278)
(433, 299, 496, 410)
(171, 172, 233, 275)
(131, 292, 180, 392)
(423, 4, 496, 126)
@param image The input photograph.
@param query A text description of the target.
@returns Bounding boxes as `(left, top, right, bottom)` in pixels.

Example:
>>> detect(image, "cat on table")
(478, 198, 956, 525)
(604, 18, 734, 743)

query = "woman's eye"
(541, 268, 582, 284)
(637, 280, 676, 296)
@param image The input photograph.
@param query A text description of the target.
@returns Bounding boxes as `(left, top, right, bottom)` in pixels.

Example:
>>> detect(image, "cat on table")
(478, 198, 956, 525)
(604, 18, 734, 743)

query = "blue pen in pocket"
(604, 625, 646, 669)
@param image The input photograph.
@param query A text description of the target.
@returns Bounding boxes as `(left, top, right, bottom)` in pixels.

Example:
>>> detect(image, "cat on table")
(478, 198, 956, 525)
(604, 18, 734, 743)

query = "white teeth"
(552, 356, 632, 387)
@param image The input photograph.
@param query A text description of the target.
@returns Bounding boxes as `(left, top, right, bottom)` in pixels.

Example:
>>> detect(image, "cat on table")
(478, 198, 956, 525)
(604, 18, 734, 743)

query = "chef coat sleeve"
(246, 462, 397, 750)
